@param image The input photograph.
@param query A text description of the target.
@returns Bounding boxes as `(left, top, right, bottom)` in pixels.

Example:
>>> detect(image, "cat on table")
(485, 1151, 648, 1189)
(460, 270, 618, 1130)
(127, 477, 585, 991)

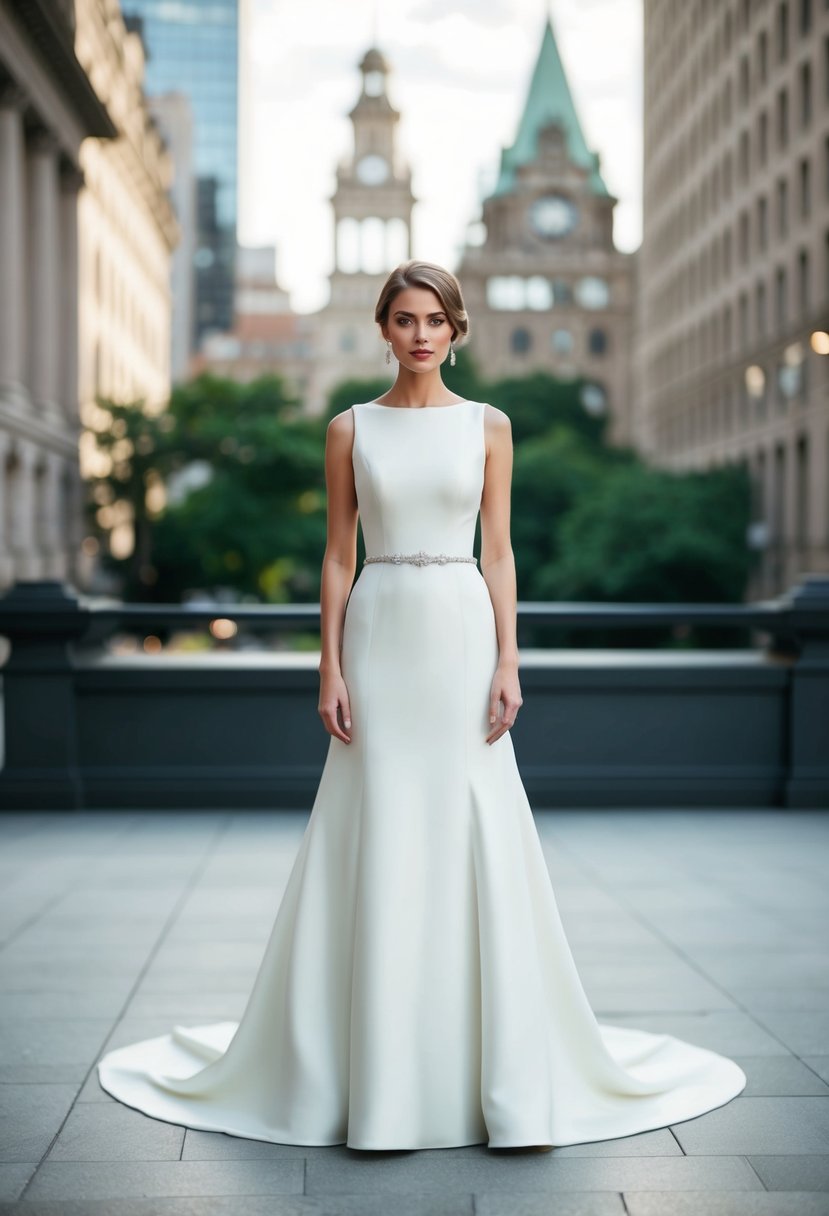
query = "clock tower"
(457, 16, 634, 445)
(307, 46, 415, 415)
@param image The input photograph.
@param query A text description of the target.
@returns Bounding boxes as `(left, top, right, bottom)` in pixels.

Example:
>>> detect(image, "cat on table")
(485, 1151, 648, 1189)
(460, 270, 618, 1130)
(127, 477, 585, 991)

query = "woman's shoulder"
(482, 402, 511, 431)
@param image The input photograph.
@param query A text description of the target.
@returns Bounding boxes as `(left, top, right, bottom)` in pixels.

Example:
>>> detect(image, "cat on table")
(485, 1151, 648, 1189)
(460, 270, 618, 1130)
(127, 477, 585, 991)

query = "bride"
(97, 260, 747, 1151)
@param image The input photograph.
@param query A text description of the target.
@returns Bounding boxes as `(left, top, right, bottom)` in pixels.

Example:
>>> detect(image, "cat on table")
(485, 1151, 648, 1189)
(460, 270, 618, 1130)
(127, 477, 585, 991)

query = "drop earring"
(385, 340, 392, 365)
(449, 341, 456, 367)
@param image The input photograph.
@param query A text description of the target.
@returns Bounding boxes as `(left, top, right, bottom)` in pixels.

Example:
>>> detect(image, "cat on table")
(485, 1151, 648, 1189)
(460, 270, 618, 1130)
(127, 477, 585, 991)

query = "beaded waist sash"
(363, 549, 478, 568)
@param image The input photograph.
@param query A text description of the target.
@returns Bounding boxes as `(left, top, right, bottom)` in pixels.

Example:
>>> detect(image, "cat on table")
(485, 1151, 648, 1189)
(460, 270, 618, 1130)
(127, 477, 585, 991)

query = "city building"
(192, 244, 313, 398)
(0, 0, 115, 590)
(456, 17, 634, 446)
(146, 90, 196, 384)
(120, 0, 244, 358)
(73, 0, 179, 580)
(634, 0, 829, 597)
(306, 47, 415, 416)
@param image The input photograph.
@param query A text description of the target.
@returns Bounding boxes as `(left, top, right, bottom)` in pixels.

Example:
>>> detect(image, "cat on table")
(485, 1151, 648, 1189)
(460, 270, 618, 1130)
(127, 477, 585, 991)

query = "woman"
(97, 260, 747, 1151)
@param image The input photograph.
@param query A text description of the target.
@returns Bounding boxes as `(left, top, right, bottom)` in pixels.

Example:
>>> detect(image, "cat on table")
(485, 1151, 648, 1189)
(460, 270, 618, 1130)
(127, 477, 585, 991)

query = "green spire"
(493, 16, 609, 198)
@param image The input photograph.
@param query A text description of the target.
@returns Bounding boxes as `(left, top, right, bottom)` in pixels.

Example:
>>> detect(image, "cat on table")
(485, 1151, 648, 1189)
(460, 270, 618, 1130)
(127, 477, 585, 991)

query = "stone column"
(0, 432, 11, 589)
(0, 83, 27, 406)
(59, 161, 84, 427)
(27, 127, 61, 419)
(41, 451, 67, 580)
(8, 438, 40, 581)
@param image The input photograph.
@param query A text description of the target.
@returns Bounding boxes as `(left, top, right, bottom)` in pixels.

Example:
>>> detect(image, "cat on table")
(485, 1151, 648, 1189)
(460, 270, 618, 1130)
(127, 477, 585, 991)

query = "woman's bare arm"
(317, 408, 359, 743)
(479, 404, 522, 744)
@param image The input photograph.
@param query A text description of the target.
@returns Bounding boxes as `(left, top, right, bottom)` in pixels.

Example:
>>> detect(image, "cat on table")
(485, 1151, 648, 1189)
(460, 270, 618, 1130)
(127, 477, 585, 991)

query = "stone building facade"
(456, 18, 634, 446)
(0, 0, 115, 590)
(634, 0, 829, 597)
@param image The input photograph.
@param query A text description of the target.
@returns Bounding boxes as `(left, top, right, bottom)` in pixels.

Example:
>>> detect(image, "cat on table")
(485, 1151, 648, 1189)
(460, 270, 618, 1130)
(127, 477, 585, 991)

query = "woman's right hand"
(318, 669, 352, 743)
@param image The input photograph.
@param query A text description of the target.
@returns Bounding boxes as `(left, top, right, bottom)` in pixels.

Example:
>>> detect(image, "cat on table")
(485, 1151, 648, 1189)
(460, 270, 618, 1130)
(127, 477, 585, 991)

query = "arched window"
(551, 328, 574, 353)
(511, 327, 532, 354)
(588, 328, 608, 355)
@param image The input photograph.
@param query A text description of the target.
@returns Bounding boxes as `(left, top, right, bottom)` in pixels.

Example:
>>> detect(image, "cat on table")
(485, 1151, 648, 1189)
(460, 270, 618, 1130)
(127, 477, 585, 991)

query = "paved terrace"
(0, 809, 827, 1216)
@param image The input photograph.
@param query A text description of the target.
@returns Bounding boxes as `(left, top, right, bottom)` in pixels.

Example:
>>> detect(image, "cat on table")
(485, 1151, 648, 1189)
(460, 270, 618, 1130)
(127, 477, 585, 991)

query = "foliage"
(86, 360, 755, 623)
(90, 373, 328, 603)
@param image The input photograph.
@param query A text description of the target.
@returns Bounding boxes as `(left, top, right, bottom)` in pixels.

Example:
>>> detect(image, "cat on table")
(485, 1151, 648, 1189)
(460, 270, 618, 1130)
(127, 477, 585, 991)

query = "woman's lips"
(411, 351, 433, 359)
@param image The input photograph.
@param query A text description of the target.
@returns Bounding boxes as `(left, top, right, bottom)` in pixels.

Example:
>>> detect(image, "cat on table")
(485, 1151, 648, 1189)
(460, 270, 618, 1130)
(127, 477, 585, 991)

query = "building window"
(775, 266, 788, 327)
(757, 29, 769, 82)
(739, 128, 750, 181)
(486, 276, 525, 310)
(739, 291, 749, 347)
(739, 209, 750, 263)
(799, 0, 812, 35)
(798, 248, 810, 310)
(777, 1, 789, 62)
(552, 279, 573, 305)
(574, 276, 610, 309)
(800, 156, 811, 217)
(511, 327, 532, 354)
(796, 435, 809, 552)
(526, 276, 553, 310)
(756, 280, 768, 338)
(739, 53, 750, 104)
(758, 110, 769, 164)
(757, 195, 769, 249)
(777, 175, 789, 237)
(551, 328, 574, 354)
(588, 328, 608, 355)
(800, 61, 812, 127)
(777, 87, 789, 148)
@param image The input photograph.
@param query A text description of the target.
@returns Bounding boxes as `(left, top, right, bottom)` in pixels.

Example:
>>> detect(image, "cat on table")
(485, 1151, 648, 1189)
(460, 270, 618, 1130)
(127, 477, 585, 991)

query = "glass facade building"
(121, 0, 239, 347)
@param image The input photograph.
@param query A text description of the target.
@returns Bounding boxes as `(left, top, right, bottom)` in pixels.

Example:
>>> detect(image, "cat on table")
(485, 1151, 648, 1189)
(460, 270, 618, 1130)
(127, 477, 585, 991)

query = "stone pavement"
(0, 808, 827, 1216)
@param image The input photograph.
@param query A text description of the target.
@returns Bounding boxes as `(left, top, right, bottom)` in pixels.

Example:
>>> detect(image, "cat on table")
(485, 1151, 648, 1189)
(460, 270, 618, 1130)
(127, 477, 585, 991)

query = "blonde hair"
(375, 260, 470, 344)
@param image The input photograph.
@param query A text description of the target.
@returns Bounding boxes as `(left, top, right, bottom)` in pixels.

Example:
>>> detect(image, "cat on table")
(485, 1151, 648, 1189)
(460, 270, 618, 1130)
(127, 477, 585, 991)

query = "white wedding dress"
(97, 399, 747, 1149)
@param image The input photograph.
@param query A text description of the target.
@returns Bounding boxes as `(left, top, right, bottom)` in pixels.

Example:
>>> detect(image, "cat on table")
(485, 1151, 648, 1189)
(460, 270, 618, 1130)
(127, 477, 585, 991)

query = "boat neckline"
(362, 399, 478, 411)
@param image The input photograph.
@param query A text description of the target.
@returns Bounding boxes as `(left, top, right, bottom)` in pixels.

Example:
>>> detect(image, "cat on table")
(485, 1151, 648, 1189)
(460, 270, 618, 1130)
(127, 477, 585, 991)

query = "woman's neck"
(377, 371, 459, 408)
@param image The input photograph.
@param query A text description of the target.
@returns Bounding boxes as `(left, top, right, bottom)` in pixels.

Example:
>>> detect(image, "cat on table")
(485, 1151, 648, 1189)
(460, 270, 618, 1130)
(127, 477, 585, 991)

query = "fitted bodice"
(351, 400, 486, 559)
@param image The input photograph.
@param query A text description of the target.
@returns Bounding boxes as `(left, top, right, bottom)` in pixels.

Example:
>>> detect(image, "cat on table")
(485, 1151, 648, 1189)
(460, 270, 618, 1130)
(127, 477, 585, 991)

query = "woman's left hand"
(486, 660, 523, 745)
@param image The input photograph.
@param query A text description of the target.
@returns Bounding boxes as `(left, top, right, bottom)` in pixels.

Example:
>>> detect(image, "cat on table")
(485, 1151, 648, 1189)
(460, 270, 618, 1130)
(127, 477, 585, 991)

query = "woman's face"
(382, 285, 454, 372)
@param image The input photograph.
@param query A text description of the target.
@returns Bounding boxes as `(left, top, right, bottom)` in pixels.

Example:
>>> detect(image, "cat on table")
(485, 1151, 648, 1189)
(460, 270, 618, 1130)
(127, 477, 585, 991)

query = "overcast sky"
(239, 0, 642, 313)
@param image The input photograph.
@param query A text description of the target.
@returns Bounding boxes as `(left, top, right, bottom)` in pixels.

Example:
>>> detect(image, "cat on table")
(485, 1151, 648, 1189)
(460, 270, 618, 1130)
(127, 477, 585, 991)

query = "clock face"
(356, 154, 389, 186)
(529, 194, 578, 238)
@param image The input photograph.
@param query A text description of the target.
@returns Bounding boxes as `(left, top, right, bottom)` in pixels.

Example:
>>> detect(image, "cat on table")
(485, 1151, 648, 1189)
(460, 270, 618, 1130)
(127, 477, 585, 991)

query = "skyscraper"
(634, 0, 829, 597)
(120, 0, 240, 352)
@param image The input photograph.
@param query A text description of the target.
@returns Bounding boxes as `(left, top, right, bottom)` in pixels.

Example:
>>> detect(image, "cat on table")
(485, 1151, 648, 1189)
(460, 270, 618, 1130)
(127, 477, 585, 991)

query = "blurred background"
(1, 0, 827, 639)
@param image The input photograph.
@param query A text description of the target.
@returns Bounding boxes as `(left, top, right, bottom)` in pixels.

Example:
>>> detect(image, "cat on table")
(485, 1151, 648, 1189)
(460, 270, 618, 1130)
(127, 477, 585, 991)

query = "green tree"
(90, 373, 328, 603)
(546, 461, 755, 604)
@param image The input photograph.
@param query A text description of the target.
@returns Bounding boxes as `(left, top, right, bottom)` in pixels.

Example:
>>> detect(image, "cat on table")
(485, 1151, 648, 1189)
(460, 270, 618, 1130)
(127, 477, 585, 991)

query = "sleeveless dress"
(96, 399, 747, 1149)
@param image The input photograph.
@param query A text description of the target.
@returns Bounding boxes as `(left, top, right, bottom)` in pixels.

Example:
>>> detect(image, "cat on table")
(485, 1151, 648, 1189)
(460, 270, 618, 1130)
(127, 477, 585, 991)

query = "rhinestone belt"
(363, 549, 478, 567)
